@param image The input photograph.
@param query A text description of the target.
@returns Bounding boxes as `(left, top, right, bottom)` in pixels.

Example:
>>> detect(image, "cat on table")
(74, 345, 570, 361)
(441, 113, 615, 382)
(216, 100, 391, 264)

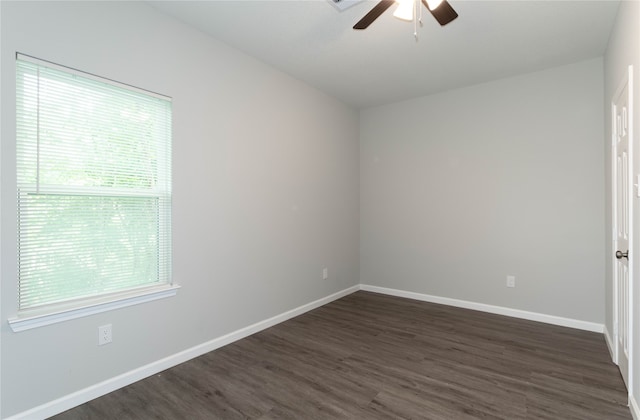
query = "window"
(15, 54, 173, 318)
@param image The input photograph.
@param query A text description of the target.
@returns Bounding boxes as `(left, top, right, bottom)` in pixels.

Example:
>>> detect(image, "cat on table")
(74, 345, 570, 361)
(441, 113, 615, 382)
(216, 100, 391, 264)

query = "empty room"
(1, 0, 639, 418)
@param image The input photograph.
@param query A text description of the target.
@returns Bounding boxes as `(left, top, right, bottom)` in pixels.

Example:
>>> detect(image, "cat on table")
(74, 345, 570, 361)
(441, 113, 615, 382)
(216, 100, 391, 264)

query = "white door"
(613, 69, 632, 388)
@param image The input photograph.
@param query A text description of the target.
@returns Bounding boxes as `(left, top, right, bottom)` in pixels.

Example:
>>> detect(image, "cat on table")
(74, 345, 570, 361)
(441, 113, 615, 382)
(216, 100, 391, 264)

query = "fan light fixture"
(393, 0, 414, 21)
(352, 0, 458, 32)
(392, 0, 445, 39)
(392, 0, 448, 40)
(394, 0, 442, 20)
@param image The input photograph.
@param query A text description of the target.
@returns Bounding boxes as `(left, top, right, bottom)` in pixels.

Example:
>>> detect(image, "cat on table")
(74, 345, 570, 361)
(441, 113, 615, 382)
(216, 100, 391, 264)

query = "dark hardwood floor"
(52, 291, 631, 419)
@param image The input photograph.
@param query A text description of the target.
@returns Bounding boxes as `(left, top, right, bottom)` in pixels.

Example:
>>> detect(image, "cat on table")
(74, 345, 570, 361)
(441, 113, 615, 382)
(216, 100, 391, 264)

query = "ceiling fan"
(353, 0, 458, 30)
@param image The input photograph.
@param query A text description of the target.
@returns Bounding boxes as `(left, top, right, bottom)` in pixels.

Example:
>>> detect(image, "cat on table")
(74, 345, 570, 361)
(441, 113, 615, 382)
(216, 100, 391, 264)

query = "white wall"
(604, 0, 640, 411)
(0, 1, 360, 417)
(360, 58, 605, 323)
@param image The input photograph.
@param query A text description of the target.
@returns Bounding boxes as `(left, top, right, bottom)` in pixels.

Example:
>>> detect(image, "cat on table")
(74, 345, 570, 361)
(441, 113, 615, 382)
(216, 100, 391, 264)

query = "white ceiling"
(150, 0, 620, 109)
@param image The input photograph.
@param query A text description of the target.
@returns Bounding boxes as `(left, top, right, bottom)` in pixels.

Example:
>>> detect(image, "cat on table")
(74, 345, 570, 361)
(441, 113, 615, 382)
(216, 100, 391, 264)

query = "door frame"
(612, 64, 634, 394)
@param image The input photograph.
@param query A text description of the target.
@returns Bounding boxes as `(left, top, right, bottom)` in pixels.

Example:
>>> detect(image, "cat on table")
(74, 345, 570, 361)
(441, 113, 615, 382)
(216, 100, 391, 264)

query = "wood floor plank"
(51, 291, 631, 419)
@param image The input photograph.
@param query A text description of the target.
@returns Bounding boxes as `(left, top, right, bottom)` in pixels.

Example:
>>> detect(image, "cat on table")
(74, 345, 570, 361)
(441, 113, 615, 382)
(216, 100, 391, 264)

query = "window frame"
(9, 54, 178, 332)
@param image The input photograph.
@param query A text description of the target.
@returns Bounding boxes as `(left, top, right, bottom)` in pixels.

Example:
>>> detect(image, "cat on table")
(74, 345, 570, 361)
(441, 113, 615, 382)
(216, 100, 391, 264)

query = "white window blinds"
(16, 54, 172, 310)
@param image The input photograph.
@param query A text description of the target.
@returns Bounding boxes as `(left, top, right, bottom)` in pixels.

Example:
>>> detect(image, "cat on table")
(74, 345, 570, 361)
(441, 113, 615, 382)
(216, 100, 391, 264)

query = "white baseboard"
(604, 324, 616, 362)
(360, 284, 604, 333)
(630, 394, 640, 420)
(9, 283, 609, 419)
(7, 285, 360, 420)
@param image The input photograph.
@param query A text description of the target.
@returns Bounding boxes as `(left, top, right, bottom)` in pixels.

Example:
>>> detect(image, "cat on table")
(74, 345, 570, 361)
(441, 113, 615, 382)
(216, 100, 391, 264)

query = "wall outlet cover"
(98, 324, 112, 346)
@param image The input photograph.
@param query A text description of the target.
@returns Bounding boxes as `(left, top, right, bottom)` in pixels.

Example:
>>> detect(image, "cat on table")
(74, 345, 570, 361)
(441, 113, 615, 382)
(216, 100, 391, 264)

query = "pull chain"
(414, 0, 423, 41)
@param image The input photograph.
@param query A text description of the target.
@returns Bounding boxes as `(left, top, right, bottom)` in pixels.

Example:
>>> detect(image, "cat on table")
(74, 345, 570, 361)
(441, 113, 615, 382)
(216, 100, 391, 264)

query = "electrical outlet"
(322, 267, 328, 280)
(98, 324, 112, 346)
(506, 275, 516, 288)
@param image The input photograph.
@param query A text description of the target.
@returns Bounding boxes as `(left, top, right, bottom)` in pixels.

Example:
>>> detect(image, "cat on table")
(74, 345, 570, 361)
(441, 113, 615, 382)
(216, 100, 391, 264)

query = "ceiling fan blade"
(422, 0, 458, 26)
(353, 0, 396, 30)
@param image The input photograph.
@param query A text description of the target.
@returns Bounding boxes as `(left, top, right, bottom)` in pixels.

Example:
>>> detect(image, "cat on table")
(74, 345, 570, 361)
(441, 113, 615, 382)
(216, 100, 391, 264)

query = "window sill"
(8, 284, 180, 332)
